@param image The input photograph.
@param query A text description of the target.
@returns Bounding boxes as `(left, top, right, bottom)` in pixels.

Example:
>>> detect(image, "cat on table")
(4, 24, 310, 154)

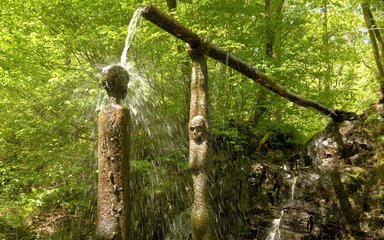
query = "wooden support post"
(188, 42, 217, 240)
(141, 4, 345, 120)
(97, 65, 131, 240)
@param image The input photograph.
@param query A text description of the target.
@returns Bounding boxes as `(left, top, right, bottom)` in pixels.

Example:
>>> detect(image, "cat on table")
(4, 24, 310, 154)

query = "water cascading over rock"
(228, 106, 384, 239)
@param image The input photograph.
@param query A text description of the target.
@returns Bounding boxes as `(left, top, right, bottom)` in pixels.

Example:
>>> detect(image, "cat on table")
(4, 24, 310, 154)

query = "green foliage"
(365, 113, 384, 123)
(347, 172, 361, 181)
(377, 135, 384, 144)
(131, 159, 154, 174)
(378, 191, 384, 206)
(0, 0, 382, 238)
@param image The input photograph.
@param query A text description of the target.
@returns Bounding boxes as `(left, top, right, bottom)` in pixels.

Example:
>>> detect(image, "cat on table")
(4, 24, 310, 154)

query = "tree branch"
(141, 4, 339, 119)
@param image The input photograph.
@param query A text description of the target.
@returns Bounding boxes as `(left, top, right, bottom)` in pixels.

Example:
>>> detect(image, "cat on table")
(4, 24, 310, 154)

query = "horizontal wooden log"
(141, 4, 338, 119)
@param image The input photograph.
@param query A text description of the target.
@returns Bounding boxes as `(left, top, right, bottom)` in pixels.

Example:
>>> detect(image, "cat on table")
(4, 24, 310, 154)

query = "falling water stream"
(291, 176, 298, 201)
(265, 174, 299, 240)
(120, 7, 143, 67)
(266, 210, 284, 240)
(102, 7, 192, 239)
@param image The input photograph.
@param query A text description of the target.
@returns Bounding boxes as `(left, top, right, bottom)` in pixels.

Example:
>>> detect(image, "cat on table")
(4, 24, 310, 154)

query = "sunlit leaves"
(0, 0, 381, 237)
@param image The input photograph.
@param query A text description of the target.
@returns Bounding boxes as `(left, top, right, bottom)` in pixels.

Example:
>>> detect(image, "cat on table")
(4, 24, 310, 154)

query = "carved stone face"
(190, 115, 206, 142)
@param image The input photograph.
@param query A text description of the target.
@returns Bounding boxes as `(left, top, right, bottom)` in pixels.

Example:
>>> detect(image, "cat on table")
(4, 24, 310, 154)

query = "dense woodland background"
(1, 0, 384, 239)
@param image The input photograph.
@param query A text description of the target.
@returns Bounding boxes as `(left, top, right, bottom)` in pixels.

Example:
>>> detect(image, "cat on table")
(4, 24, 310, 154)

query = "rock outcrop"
(217, 104, 384, 239)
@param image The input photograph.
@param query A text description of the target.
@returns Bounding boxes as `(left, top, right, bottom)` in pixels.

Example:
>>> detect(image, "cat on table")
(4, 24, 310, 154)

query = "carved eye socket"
(190, 126, 204, 133)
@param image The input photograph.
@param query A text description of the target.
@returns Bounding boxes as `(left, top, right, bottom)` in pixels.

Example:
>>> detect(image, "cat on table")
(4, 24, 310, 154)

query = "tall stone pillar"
(97, 65, 131, 240)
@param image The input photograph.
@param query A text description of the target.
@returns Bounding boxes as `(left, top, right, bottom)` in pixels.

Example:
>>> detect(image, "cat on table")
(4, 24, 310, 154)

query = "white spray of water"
(95, 8, 187, 158)
(95, 7, 143, 112)
(266, 210, 284, 240)
(291, 176, 298, 201)
(95, 8, 190, 239)
(120, 7, 143, 67)
(165, 207, 192, 240)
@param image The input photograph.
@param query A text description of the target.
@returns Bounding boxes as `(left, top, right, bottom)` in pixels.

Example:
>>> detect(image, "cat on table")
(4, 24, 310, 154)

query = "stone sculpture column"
(97, 65, 131, 240)
(188, 42, 217, 240)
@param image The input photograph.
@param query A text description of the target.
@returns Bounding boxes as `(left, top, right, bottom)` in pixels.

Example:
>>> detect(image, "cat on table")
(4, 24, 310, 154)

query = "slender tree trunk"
(188, 42, 217, 240)
(97, 65, 131, 240)
(166, 0, 177, 11)
(252, 0, 272, 127)
(264, 0, 273, 59)
(264, 0, 285, 60)
(322, 0, 332, 94)
(252, 0, 285, 127)
(329, 170, 361, 235)
(362, 1, 384, 101)
(365, 2, 384, 58)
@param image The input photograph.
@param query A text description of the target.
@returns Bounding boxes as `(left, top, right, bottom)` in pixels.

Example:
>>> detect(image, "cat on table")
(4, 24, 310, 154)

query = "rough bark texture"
(188, 43, 217, 240)
(363, 2, 384, 58)
(141, 4, 339, 120)
(97, 65, 131, 240)
(362, 2, 384, 101)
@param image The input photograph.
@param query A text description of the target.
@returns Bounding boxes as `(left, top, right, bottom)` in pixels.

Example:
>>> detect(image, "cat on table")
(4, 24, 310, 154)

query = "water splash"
(113, 8, 191, 239)
(164, 208, 191, 240)
(291, 176, 298, 201)
(118, 7, 180, 140)
(266, 210, 284, 240)
(120, 7, 143, 67)
(94, 5, 193, 238)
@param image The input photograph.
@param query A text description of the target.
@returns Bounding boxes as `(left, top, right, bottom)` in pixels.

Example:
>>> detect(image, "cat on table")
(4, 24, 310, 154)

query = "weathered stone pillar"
(97, 65, 131, 240)
(188, 42, 217, 240)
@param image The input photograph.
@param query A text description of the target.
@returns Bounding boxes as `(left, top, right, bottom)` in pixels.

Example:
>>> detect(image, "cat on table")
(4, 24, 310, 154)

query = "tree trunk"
(252, 0, 285, 127)
(329, 170, 361, 235)
(264, 0, 284, 60)
(166, 0, 177, 11)
(364, 2, 384, 58)
(97, 65, 131, 240)
(188, 42, 217, 240)
(141, 4, 339, 120)
(362, 1, 384, 101)
(322, 0, 332, 94)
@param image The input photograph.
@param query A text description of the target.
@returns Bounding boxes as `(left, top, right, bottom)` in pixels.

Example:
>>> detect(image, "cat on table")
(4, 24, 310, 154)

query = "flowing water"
(266, 210, 284, 240)
(265, 174, 299, 240)
(291, 176, 298, 201)
(113, 8, 192, 239)
(120, 7, 143, 67)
